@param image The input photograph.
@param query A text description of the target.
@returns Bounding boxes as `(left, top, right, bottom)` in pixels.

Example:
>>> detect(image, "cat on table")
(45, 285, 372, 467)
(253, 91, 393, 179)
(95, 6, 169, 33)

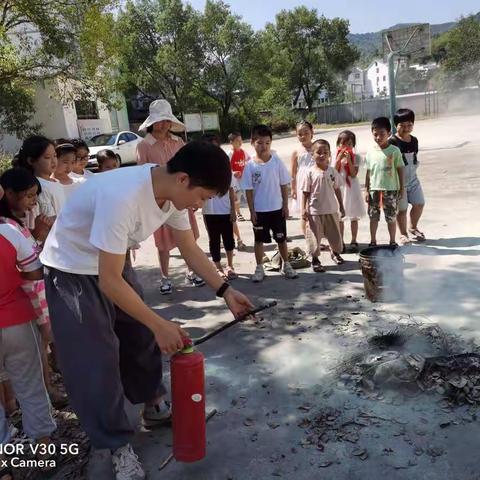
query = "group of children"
(0, 105, 424, 479)
(203, 107, 424, 278)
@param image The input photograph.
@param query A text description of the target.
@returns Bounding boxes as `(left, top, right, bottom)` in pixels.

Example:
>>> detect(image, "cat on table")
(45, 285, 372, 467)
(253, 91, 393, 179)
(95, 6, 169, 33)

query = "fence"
(300, 87, 480, 125)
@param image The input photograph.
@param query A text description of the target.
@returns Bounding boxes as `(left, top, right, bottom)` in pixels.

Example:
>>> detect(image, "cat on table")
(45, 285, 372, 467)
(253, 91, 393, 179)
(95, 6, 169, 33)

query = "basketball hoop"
(382, 24, 431, 131)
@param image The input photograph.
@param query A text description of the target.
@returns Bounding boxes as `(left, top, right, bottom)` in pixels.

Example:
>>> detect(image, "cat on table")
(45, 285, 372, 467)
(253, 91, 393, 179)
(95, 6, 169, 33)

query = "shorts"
(306, 213, 343, 256)
(398, 180, 425, 212)
(368, 190, 398, 224)
(253, 209, 287, 244)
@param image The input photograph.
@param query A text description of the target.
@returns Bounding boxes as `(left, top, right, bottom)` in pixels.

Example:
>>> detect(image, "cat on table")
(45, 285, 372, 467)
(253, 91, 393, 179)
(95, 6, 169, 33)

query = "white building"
(293, 88, 329, 109)
(1, 21, 130, 154)
(346, 58, 411, 99)
(0, 80, 130, 154)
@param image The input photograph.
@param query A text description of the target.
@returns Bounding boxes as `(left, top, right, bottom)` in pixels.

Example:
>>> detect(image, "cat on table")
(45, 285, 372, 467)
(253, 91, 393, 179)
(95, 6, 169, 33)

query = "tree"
(265, 7, 359, 110)
(116, 0, 202, 113)
(196, 0, 263, 123)
(432, 15, 480, 87)
(0, 0, 119, 136)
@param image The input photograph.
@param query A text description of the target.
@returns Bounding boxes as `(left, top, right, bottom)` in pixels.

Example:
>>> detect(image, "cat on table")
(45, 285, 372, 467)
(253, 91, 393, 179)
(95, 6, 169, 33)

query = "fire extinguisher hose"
(192, 301, 277, 346)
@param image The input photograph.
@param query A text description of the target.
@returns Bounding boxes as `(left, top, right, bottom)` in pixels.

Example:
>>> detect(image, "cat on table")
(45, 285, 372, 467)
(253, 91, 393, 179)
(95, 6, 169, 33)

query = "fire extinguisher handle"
(192, 301, 277, 346)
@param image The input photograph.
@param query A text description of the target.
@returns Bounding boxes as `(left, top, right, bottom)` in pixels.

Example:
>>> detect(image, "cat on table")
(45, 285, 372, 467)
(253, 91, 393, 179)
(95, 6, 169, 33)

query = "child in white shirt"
(242, 125, 298, 282)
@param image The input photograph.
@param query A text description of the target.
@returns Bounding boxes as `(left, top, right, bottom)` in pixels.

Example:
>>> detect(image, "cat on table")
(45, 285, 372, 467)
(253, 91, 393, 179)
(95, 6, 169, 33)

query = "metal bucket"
(359, 245, 404, 302)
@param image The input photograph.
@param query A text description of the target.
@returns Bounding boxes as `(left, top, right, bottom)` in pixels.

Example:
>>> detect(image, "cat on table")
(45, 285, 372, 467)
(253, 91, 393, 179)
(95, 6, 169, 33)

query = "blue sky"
(186, 0, 479, 33)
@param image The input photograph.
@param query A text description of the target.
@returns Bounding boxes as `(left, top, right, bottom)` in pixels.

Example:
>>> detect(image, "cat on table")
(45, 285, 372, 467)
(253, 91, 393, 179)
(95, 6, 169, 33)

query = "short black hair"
(296, 120, 313, 132)
(201, 133, 221, 147)
(337, 130, 356, 147)
(0, 168, 41, 226)
(312, 139, 331, 152)
(251, 124, 272, 140)
(96, 149, 117, 165)
(371, 117, 391, 132)
(71, 138, 90, 152)
(228, 132, 242, 142)
(54, 139, 76, 157)
(394, 108, 415, 126)
(167, 141, 231, 196)
(16, 135, 54, 173)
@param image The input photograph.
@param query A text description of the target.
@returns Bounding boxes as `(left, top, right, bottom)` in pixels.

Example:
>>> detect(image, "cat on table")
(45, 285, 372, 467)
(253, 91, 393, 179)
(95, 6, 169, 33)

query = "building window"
(377, 87, 380, 93)
(377, 77, 379, 84)
(354, 73, 360, 79)
(75, 100, 99, 120)
(376, 67, 379, 73)
(383, 75, 386, 81)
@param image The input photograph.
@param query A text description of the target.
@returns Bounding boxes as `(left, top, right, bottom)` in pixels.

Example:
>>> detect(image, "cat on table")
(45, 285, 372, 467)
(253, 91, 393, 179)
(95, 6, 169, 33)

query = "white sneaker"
(160, 278, 173, 295)
(251, 265, 265, 283)
(142, 400, 172, 427)
(112, 444, 145, 480)
(282, 261, 298, 279)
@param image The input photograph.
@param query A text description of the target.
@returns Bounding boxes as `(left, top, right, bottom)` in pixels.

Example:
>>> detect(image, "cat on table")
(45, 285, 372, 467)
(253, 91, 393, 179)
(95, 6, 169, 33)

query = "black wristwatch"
(216, 282, 230, 298)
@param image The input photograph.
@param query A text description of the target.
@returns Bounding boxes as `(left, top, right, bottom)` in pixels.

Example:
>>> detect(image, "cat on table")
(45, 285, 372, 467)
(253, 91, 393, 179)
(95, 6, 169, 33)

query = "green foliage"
(432, 15, 480, 88)
(0, 150, 13, 174)
(265, 7, 359, 110)
(0, 1, 120, 136)
(267, 106, 298, 133)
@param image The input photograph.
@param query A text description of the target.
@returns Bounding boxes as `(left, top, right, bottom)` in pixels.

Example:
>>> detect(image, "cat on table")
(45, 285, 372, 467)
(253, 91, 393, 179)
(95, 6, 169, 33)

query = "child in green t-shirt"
(365, 117, 404, 246)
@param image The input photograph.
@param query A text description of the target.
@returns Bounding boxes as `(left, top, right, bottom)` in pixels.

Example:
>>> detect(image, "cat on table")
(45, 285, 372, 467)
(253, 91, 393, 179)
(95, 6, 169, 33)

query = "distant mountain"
(348, 13, 479, 57)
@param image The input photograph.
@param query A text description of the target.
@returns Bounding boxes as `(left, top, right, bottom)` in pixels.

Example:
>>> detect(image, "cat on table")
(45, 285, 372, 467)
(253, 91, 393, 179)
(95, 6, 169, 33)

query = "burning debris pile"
(336, 323, 480, 407)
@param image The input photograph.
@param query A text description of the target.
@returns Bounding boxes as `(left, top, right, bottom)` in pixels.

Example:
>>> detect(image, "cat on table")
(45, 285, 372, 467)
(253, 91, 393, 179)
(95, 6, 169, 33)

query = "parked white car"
(87, 131, 142, 166)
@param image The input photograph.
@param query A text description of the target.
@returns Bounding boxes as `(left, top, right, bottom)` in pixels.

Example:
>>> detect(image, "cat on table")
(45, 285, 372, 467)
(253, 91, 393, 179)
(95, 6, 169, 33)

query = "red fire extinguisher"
(170, 301, 277, 463)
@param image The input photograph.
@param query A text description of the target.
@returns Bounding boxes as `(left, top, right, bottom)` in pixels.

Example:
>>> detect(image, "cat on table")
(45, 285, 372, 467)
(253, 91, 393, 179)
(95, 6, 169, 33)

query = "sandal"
(368, 242, 377, 247)
(216, 269, 228, 281)
(398, 235, 411, 246)
(389, 242, 399, 248)
(348, 242, 359, 253)
(331, 253, 345, 265)
(0, 467, 12, 480)
(312, 258, 325, 273)
(409, 228, 425, 241)
(226, 267, 238, 280)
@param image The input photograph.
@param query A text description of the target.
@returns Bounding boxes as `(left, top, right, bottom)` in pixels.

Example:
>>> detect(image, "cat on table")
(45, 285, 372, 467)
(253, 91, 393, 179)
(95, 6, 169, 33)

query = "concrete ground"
(88, 114, 480, 479)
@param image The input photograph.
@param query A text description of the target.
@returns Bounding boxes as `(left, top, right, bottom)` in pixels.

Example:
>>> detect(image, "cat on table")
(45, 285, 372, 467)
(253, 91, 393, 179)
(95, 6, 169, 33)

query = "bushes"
(0, 151, 13, 175)
(269, 106, 297, 133)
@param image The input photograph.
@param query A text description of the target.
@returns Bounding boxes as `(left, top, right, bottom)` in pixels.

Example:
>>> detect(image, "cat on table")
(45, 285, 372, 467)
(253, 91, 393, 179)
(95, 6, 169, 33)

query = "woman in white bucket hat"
(137, 99, 205, 294)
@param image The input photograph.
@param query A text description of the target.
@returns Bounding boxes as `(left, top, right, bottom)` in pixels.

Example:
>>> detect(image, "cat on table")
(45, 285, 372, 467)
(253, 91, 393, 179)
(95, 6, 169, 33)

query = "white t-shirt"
(241, 153, 291, 212)
(202, 180, 234, 215)
(40, 164, 191, 275)
(63, 177, 85, 202)
(70, 170, 95, 181)
(37, 178, 66, 217)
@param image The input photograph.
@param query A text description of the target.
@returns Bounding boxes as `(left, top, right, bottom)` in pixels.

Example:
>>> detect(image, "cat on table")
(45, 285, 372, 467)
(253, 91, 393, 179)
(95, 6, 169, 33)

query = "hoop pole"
(388, 51, 397, 134)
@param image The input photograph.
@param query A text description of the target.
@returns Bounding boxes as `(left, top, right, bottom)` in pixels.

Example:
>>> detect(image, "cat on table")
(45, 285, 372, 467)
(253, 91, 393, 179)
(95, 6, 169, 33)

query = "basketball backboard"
(382, 24, 431, 63)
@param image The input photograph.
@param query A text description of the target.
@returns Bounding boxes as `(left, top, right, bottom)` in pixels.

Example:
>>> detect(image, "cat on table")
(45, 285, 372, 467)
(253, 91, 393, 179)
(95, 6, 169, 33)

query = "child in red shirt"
(228, 132, 249, 250)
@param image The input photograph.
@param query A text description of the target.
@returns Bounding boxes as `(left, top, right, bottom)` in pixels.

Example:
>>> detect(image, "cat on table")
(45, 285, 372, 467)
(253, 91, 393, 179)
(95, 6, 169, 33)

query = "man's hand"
(230, 210, 237, 223)
(340, 205, 346, 218)
(233, 171, 241, 179)
(32, 214, 54, 242)
(365, 191, 370, 204)
(302, 210, 309, 221)
(291, 190, 297, 200)
(250, 211, 257, 225)
(152, 319, 190, 355)
(224, 287, 254, 319)
(282, 204, 289, 219)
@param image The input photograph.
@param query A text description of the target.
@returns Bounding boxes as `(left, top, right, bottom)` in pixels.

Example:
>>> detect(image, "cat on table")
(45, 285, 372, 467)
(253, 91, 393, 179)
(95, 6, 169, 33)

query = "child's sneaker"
(142, 400, 172, 427)
(186, 272, 205, 287)
(251, 265, 265, 283)
(112, 444, 145, 480)
(282, 261, 298, 279)
(160, 278, 173, 295)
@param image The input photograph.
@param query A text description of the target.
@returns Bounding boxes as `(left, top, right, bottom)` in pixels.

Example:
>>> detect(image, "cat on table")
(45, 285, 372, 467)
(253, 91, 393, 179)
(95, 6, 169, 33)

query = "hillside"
(348, 14, 479, 57)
